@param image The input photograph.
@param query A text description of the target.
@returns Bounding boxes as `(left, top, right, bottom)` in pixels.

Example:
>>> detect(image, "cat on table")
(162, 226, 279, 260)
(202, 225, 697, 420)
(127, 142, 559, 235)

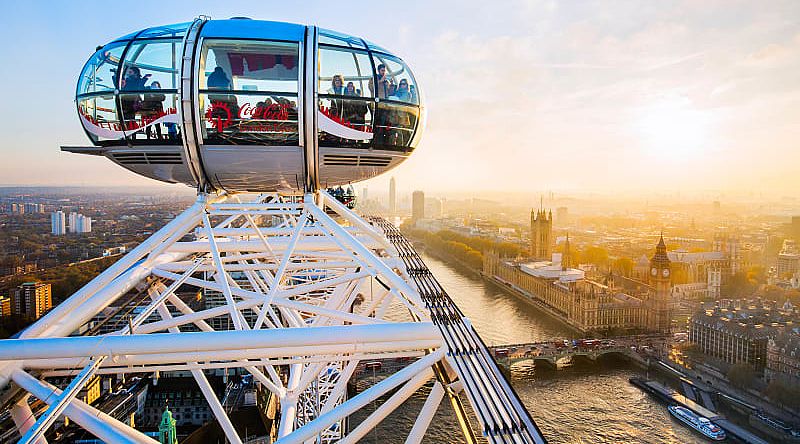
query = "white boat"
(669, 405, 726, 441)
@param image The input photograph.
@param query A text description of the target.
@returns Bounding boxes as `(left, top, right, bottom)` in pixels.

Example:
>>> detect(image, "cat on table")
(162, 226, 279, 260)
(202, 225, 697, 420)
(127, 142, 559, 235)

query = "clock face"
(651, 267, 657, 276)
(663, 268, 670, 277)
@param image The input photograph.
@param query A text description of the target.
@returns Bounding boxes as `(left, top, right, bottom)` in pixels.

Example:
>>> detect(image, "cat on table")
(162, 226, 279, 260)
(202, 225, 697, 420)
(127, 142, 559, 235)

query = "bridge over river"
(486, 335, 669, 369)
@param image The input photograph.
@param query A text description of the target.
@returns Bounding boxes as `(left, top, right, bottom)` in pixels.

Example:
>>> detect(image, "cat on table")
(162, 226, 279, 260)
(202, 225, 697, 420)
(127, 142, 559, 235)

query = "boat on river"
(669, 405, 726, 441)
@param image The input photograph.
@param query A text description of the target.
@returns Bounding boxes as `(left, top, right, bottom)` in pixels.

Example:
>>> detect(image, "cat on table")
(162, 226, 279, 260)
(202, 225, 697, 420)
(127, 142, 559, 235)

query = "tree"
(681, 344, 705, 364)
(613, 257, 634, 277)
(582, 246, 609, 267)
(721, 272, 755, 298)
(764, 379, 800, 410)
(759, 285, 785, 301)
(727, 363, 756, 389)
(747, 266, 766, 286)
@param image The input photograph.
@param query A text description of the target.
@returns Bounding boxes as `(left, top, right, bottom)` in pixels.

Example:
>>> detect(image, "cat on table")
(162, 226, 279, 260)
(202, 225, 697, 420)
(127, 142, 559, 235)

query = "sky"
(0, 1, 798, 197)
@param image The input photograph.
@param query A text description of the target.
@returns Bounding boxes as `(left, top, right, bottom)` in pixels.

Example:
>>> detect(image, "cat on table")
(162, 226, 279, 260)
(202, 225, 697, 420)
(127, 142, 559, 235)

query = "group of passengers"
(118, 66, 177, 140)
(327, 74, 368, 128)
(367, 64, 417, 103)
(324, 64, 418, 146)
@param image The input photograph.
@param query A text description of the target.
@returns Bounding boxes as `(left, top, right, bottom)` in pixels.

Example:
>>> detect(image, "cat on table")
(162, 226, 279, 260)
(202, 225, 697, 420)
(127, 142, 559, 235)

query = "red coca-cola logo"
(205, 101, 292, 132)
(205, 101, 233, 132)
(239, 102, 291, 120)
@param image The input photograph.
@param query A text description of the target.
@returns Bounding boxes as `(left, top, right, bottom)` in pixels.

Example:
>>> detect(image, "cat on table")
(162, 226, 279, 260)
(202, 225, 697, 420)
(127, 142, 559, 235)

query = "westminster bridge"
(353, 335, 670, 375)
(484, 335, 669, 370)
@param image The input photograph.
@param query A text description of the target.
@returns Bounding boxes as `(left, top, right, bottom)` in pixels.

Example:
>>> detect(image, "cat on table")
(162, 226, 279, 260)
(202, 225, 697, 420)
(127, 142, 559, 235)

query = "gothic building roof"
(650, 234, 671, 268)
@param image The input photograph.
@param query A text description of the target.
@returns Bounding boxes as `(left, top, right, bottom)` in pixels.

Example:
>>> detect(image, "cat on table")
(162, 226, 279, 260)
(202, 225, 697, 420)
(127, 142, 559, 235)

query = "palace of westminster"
(483, 207, 674, 334)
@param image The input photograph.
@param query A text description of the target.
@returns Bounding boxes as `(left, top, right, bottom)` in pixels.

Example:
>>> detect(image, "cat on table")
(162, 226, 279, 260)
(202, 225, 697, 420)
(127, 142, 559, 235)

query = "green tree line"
(402, 227, 525, 269)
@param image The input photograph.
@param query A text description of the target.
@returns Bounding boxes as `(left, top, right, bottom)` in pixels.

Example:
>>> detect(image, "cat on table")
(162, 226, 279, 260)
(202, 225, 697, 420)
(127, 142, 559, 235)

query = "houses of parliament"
(483, 207, 672, 334)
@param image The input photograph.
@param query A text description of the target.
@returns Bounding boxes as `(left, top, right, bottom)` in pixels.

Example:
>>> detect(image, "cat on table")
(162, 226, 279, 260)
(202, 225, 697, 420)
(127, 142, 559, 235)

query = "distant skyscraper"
(412, 190, 425, 222)
(68, 212, 78, 233)
(389, 177, 397, 215)
(428, 197, 443, 219)
(792, 216, 800, 239)
(66, 212, 92, 234)
(24, 203, 44, 214)
(51, 211, 66, 235)
(76, 214, 92, 233)
(556, 206, 568, 224)
(361, 186, 368, 202)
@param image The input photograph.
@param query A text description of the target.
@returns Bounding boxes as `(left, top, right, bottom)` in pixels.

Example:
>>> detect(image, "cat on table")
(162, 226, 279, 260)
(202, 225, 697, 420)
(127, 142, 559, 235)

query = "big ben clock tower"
(647, 234, 672, 333)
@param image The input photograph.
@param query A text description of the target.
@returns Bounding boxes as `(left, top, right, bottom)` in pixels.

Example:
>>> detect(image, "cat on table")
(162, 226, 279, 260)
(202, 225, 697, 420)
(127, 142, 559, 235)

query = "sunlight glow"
(635, 98, 712, 162)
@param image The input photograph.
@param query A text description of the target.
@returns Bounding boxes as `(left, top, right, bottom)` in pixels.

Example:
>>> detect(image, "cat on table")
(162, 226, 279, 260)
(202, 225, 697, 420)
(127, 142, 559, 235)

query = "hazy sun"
(635, 98, 712, 162)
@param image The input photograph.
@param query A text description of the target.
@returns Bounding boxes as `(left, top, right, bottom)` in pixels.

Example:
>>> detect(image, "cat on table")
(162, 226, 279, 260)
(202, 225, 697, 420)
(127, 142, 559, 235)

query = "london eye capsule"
(63, 18, 425, 192)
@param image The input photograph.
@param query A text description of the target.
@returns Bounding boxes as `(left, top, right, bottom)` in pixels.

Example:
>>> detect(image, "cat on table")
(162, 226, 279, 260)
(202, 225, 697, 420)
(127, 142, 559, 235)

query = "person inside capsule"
(206, 66, 239, 124)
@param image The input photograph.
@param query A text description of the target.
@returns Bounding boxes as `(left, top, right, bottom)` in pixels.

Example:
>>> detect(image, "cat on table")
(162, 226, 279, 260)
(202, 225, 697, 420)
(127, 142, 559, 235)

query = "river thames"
(356, 251, 710, 444)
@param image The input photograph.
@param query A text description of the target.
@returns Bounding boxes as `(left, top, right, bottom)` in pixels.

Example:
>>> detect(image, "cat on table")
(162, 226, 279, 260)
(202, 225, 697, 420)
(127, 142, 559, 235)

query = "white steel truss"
(0, 190, 547, 444)
(0, 191, 450, 444)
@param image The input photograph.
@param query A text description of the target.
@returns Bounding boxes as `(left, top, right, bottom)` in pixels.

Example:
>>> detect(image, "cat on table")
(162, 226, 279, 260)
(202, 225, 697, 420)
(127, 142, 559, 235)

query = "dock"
(629, 378, 769, 444)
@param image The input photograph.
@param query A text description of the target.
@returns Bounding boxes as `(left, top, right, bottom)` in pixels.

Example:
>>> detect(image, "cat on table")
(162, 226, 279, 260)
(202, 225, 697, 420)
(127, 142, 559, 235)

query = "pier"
(629, 377, 770, 444)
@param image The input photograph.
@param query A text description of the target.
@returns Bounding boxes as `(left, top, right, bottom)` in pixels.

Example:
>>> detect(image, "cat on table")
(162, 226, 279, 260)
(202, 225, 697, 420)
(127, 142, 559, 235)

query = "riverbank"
(407, 236, 786, 442)
(414, 251, 716, 443)
(485, 273, 588, 335)
(407, 238, 483, 278)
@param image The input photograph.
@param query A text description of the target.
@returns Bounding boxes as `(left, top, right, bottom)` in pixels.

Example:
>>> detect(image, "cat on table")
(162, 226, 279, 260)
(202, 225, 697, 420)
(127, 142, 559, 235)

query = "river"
(354, 251, 711, 444)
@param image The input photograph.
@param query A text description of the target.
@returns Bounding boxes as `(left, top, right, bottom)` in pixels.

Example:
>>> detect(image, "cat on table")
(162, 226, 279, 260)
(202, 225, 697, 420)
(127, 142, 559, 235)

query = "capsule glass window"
(318, 29, 366, 49)
(119, 39, 181, 91)
(77, 94, 123, 144)
(371, 54, 418, 105)
(372, 101, 419, 150)
(117, 39, 182, 144)
(318, 47, 373, 98)
(199, 40, 300, 145)
(77, 42, 126, 95)
(318, 47, 375, 148)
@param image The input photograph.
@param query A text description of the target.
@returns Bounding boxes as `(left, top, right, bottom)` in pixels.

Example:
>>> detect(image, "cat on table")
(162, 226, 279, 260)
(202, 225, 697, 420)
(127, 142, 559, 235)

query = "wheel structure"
(0, 191, 547, 444)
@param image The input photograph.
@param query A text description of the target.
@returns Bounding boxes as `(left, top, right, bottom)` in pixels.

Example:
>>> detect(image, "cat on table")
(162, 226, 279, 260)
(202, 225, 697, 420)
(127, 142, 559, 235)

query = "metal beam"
(405, 382, 445, 444)
(275, 350, 444, 444)
(12, 370, 158, 444)
(0, 323, 440, 361)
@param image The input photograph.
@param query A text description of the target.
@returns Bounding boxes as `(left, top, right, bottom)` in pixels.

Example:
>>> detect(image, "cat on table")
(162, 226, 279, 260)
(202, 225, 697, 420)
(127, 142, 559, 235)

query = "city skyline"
(0, 1, 798, 195)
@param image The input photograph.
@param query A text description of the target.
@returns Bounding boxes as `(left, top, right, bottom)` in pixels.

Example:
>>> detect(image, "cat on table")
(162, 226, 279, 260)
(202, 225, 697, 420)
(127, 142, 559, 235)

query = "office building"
(689, 301, 797, 371)
(66, 211, 92, 234)
(389, 177, 396, 216)
(767, 332, 800, 385)
(412, 190, 424, 222)
(12, 282, 52, 319)
(24, 203, 45, 214)
(0, 296, 11, 317)
(51, 211, 66, 235)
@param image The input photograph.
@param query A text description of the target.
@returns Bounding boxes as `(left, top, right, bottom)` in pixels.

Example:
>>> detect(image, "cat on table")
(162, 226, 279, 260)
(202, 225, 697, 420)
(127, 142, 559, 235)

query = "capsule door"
(193, 21, 307, 192)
